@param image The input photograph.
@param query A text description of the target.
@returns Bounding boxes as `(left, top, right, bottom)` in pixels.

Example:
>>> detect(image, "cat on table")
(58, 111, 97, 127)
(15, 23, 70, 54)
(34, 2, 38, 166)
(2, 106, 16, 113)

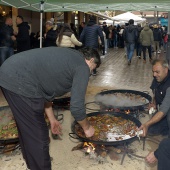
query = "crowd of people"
(0, 14, 170, 170)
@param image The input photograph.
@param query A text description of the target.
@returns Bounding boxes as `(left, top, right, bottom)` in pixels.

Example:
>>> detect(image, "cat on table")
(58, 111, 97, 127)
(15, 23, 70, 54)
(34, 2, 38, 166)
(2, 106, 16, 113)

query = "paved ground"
(89, 47, 166, 93)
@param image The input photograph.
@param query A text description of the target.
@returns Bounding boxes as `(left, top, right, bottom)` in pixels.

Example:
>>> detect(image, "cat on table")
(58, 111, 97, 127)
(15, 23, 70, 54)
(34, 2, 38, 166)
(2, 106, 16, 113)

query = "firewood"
(72, 143, 84, 151)
(109, 151, 119, 161)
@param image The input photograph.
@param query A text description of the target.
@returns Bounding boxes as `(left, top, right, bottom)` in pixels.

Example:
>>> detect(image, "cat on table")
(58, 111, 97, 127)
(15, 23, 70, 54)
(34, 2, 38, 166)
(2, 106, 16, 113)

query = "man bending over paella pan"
(0, 47, 100, 170)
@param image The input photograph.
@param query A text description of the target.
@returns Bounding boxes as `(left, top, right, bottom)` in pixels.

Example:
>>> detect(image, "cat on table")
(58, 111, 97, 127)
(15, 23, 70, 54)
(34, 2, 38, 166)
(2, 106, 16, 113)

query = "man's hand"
(138, 123, 149, 137)
(44, 102, 62, 135)
(50, 119, 62, 135)
(77, 118, 95, 138)
(145, 151, 158, 164)
(148, 103, 156, 110)
(84, 125, 95, 138)
(11, 35, 16, 41)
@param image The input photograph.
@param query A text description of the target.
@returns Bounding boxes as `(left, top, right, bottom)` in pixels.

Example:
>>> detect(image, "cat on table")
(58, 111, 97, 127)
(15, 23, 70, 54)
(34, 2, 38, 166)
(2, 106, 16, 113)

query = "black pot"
(70, 111, 141, 146)
(0, 106, 19, 144)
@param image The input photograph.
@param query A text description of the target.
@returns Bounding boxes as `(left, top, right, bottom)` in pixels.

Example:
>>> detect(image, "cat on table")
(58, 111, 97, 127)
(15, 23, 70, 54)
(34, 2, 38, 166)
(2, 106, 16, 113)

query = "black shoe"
(92, 71, 97, 76)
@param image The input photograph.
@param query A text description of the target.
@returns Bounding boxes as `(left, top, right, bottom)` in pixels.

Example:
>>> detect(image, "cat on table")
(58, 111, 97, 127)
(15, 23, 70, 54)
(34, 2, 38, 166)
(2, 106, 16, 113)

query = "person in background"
(80, 16, 104, 76)
(70, 23, 78, 38)
(136, 24, 143, 59)
(0, 47, 100, 170)
(16, 15, 30, 53)
(119, 25, 125, 49)
(162, 27, 168, 53)
(0, 15, 16, 66)
(79, 22, 85, 38)
(123, 19, 138, 65)
(146, 138, 170, 170)
(112, 26, 118, 48)
(140, 59, 170, 137)
(56, 23, 82, 49)
(102, 21, 109, 54)
(140, 22, 154, 63)
(44, 18, 58, 47)
(153, 24, 162, 54)
(98, 27, 106, 56)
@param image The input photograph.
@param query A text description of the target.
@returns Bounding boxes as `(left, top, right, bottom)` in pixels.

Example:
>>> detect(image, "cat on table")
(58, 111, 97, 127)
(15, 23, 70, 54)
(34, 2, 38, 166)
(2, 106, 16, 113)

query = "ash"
(84, 150, 108, 164)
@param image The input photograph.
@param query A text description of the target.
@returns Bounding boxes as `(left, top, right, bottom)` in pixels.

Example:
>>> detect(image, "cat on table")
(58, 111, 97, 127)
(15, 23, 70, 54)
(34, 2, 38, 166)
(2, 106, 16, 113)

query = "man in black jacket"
(123, 19, 138, 65)
(0, 15, 16, 65)
(140, 59, 170, 137)
(80, 16, 104, 75)
(16, 15, 30, 53)
(0, 47, 100, 170)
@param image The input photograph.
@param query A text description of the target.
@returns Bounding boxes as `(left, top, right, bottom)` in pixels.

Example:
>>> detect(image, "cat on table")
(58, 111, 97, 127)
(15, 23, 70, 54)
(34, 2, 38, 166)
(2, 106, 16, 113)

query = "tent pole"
(166, 12, 170, 66)
(40, 1, 44, 48)
(40, 12, 43, 48)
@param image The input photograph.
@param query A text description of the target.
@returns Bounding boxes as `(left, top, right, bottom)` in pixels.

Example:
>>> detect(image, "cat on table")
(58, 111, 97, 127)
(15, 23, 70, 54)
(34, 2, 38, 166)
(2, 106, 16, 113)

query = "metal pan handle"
(69, 133, 80, 140)
(142, 91, 149, 94)
(101, 89, 109, 92)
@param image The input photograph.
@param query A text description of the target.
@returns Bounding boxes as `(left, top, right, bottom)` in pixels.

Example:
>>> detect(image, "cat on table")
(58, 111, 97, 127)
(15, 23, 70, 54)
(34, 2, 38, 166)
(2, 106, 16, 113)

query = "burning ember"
(83, 142, 96, 153)
(125, 110, 131, 114)
(81, 142, 108, 163)
(72, 142, 127, 164)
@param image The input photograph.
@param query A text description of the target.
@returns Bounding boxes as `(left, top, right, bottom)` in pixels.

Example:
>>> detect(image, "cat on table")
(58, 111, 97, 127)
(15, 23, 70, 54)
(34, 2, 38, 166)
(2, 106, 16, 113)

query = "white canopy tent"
(112, 12, 146, 25)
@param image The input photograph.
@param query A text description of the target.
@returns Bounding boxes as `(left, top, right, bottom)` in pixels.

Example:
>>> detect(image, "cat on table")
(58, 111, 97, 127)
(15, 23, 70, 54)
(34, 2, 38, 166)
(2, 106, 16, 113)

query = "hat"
(46, 18, 54, 26)
(153, 24, 158, 28)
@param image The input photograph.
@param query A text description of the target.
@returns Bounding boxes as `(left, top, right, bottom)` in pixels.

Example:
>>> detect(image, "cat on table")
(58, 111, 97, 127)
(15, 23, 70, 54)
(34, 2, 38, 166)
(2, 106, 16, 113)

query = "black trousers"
(155, 138, 170, 170)
(2, 88, 51, 170)
(142, 45, 152, 60)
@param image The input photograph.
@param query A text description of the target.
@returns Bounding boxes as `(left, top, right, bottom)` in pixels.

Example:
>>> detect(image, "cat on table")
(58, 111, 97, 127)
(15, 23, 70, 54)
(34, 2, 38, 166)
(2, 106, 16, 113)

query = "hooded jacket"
(16, 22, 30, 52)
(140, 25, 154, 46)
(123, 24, 138, 44)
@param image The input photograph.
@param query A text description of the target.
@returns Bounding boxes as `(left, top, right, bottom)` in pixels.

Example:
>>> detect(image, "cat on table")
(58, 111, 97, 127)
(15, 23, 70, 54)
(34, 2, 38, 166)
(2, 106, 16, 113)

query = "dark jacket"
(150, 71, 170, 106)
(123, 24, 138, 44)
(44, 28, 58, 47)
(16, 22, 30, 52)
(153, 28, 162, 42)
(136, 26, 143, 43)
(0, 23, 14, 47)
(0, 47, 90, 121)
(80, 20, 104, 49)
(103, 25, 110, 39)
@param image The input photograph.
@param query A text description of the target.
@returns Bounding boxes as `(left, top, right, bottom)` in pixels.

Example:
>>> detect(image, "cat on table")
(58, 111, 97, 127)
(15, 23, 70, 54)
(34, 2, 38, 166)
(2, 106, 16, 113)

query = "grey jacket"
(0, 47, 90, 121)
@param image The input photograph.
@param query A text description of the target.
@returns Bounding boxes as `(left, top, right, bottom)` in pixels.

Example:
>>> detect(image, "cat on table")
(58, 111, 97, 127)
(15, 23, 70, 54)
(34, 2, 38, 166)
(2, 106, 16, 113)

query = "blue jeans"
(125, 43, 135, 61)
(0, 47, 14, 66)
(136, 42, 142, 56)
(113, 34, 117, 47)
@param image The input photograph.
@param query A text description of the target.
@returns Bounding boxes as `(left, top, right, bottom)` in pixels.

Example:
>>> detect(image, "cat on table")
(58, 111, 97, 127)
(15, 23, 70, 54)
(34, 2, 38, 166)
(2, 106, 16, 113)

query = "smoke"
(95, 93, 149, 107)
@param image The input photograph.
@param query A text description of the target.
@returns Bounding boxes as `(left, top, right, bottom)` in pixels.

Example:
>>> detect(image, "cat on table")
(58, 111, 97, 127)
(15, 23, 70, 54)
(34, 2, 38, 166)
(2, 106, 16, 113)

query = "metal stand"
(0, 142, 20, 154)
